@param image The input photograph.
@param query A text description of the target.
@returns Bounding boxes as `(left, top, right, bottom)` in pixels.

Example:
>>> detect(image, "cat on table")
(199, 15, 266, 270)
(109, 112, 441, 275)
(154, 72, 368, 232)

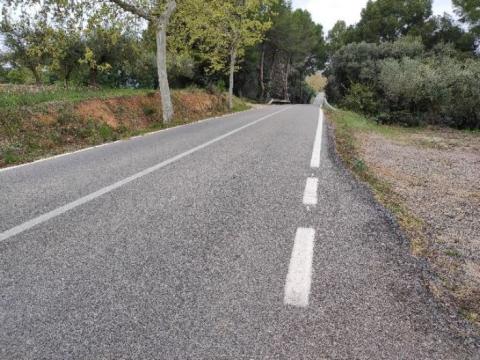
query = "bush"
(142, 105, 157, 116)
(379, 56, 480, 128)
(206, 80, 226, 95)
(326, 37, 480, 129)
(6, 68, 34, 84)
(377, 111, 421, 127)
(341, 83, 380, 115)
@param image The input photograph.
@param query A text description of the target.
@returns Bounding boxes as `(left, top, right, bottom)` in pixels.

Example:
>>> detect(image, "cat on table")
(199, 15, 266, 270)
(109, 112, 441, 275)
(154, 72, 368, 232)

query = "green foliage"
(231, 97, 251, 112)
(236, 0, 327, 103)
(341, 83, 380, 115)
(142, 105, 157, 116)
(422, 14, 477, 52)
(356, 0, 433, 42)
(0, 16, 55, 84)
(378, 56, 480, 127)
(0, 87, 150, 109)
(453, 0, 480, 34)
(2, 148, 20, 164)
(326, 36, 480, 129)
(327, 21, 357, 53)
(325, 0, 477, 56)
(97, 123, 115, 141)
(5, 68, 35, 84)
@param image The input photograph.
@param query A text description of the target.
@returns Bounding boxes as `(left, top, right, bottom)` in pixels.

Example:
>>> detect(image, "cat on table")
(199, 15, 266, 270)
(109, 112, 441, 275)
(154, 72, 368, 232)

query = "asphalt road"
(1, 105, 478, 359)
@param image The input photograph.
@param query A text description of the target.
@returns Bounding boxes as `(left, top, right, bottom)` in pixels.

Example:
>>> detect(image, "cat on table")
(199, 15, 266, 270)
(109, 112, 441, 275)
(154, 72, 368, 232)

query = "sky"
(292, 0, 456, 33)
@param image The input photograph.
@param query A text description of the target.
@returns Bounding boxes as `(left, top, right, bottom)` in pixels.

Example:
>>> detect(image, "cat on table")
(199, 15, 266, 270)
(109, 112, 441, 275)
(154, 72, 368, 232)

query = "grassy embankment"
(327, 109, 480, 328)
(0, 86, 250, 167)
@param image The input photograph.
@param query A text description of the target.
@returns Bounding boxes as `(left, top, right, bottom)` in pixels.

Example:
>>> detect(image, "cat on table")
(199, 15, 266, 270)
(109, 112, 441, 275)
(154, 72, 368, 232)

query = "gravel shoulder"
(327, 109, 480, 331)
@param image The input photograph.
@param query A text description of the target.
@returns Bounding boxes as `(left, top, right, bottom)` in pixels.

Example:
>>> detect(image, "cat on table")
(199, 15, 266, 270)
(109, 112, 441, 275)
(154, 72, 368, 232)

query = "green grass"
(331, 110, 420, 138)
(232, 96, 252, 112)
(445, 249, 462, 258)
(0, 87, 151, 109)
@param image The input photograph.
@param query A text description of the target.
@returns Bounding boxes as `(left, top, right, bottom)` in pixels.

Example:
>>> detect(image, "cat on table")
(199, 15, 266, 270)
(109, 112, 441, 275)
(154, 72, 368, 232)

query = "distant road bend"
(0, 102, 478, 358)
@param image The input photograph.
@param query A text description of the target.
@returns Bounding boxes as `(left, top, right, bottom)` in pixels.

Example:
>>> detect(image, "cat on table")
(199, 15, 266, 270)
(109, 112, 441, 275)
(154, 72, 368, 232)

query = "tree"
(356, 0, 433, 42)
(80, 23, 132, 87)
(281, 9, 326, 100)
(327, 21, 349, 52)
(305, 73, 327, 93)
(188, 0, 272, 110)
(422, 14, 476, 53)
(233, 0, 326, 103)
(0, 17, 54, 84)
(50, 29, 85, 88)
(453, 0, 480, 35)
(327, 21, 358, 53)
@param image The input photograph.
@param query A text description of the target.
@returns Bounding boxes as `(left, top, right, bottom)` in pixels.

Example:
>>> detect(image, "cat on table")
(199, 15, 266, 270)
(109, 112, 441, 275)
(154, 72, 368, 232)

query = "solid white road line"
(310, 108, 324, 168)
(0, 107, 290, 243)
(284, 227, 316, 307)
(303, 177, 318, 206)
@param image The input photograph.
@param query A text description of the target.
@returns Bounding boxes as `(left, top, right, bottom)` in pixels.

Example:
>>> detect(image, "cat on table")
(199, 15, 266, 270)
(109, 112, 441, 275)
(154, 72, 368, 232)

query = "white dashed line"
(303, 177, 318, 206)
(284, 227, 316, 307)
(0, 107, 290, 243)
(310, 108, 324, 168)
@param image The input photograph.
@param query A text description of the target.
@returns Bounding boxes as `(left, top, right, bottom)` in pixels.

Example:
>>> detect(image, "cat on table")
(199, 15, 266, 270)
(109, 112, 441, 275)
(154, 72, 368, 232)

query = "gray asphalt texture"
(1, 105, 479, 359)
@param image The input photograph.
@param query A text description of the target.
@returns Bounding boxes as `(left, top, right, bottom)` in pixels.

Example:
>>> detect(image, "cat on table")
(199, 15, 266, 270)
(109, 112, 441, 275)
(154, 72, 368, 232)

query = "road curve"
(0, 105, 478, 359)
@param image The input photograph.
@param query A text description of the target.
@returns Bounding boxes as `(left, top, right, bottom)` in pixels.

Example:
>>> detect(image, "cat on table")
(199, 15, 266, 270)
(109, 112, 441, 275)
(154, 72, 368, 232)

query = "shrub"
(6, 68, 34, 84)
(341, 83, 380, 115)
(379, 56, 480, 128)
(142, 105, 157, 116)
(326, 37, 480, 129)
(377, 110, 421, 127)
(97, 123, 115, 141)
(206, 80, 226, 95)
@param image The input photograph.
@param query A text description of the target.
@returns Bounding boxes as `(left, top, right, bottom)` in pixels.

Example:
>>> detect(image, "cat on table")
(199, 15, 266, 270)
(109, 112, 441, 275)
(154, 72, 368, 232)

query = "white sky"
(292, 0, 456, 32)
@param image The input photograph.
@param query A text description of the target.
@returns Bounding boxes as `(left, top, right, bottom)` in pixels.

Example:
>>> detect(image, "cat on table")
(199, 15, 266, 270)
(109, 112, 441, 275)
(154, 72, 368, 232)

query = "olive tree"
(3, 0, 178, 123)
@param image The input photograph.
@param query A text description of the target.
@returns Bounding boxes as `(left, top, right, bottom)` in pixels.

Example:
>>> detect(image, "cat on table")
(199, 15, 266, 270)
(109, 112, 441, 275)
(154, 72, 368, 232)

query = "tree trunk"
(89, 67, 98, 87)
(259, 44, 265, 100)
(108, 0, 176, 122)
(267, 50, 278, 99)
(284, 57, 291, 101)
(154, 0, 177, 124)
(64, 65, 70, 89)
(155, 20, 174, 123)
(30, 67, 42, 85)
(268, 51, 276, 87)
(228, 46, 237, 111)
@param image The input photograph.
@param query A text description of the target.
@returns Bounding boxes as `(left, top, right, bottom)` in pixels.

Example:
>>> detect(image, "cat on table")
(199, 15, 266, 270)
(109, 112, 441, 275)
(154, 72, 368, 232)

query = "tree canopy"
(453, 0, 480, 34)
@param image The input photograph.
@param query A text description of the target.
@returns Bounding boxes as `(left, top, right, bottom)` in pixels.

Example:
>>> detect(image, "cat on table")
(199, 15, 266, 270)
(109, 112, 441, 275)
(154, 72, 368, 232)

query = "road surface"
(1, 105, 478, 359)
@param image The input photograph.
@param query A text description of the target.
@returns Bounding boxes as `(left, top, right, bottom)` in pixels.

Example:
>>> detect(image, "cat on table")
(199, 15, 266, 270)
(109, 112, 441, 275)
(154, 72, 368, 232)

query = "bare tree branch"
(158, 0, 176, 23)
(107, 0, 151, 21)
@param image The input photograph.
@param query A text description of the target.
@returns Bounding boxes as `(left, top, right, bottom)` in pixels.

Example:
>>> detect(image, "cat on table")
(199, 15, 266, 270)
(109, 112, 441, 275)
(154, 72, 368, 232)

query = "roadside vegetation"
(0, 85, 152, 109)
(324, 0, 480, 329)
(0, 86, 248, 167)
(325, 0, 479, 129)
